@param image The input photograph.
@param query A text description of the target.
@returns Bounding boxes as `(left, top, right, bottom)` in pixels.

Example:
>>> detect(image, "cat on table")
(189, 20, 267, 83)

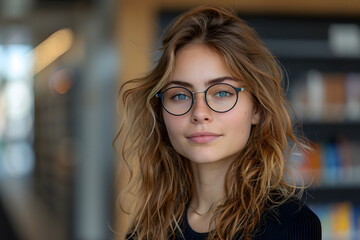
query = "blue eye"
(173, 94, 190, 100)
(215, 91, 231, 97)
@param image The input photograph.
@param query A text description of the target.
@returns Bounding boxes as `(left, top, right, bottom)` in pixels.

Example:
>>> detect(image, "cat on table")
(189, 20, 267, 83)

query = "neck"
(189, 160, 232, 213)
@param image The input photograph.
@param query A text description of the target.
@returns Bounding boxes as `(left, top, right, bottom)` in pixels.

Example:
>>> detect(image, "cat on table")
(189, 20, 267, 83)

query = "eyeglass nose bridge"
(192, 90, 209, 103)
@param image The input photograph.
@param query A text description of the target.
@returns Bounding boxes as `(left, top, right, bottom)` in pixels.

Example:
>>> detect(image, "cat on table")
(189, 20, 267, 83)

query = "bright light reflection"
(0, 43, 34, 178)
(32, 28, 74, 74)
(3, 81, 32, 119)
(6, 45, 33, 80)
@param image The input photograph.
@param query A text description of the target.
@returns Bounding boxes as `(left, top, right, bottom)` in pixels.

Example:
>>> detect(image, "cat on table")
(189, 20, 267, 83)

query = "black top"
(179, 198, 321, 240)
(126, 198, 322, 240)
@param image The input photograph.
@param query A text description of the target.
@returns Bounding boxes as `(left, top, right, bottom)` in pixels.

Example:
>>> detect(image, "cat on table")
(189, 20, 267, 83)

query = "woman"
(116, 5, 321, 240)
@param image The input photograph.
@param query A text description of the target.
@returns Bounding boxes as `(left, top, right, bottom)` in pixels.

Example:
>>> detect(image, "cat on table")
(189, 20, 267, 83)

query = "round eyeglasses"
(155, 83, 245, 116)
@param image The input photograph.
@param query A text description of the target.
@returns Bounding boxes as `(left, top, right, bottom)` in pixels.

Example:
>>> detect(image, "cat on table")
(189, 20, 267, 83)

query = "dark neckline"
(184, 208, 209, 238)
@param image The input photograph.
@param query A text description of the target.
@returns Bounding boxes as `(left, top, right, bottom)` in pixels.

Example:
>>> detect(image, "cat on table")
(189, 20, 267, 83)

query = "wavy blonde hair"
(115, 5, 307, 240)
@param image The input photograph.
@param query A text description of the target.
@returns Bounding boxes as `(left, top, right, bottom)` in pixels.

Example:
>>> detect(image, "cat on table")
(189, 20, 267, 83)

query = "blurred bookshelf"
(241, 14, 360, 240)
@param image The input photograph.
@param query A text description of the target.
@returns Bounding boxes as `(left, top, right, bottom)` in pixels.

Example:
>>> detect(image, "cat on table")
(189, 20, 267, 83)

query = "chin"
(185, 151, 240, 166)
(189, 158, 218, 164)
(185, 153, 226, 164)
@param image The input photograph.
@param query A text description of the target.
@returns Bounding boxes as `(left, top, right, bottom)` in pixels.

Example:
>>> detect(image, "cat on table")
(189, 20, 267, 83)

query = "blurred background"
(0, 0, 359, 240)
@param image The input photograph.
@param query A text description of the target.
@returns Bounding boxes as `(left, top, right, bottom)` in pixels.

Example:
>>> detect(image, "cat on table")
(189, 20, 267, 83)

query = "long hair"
(115, 5, 308, 240)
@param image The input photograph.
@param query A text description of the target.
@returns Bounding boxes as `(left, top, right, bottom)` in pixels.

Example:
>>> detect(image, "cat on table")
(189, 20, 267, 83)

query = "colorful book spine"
(310, 202, 360, 240)
(290, 71, 360, 122)
(295, 139, 360, 187)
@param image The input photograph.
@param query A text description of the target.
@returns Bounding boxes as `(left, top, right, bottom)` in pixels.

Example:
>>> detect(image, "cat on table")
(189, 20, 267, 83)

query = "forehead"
(163, 44, 249, 89)
(166, 77, 240, 89)
(169, 44, 233, 84)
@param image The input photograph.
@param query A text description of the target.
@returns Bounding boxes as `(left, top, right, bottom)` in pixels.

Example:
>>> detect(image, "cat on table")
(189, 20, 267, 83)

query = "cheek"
(226, 109, 251, 124)
(224, 109, 253, 138)
(163, 112, 174, 132)
(163, 113, 183, 143)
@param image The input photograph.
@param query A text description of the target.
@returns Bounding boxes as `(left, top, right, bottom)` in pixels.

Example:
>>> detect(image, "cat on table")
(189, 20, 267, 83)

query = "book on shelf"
(323, 142, 341, 185)
(294, 138, 360, 187)
(291, 70, 360, 122)
(298, 143, 322, 186)
(322, 73, 346, 122)
(310, 202, 360, 240)
(346, 73, 360, 121)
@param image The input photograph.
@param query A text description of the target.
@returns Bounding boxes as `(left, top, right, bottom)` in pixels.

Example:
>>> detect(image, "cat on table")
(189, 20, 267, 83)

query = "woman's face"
(163, 44, 260, 165)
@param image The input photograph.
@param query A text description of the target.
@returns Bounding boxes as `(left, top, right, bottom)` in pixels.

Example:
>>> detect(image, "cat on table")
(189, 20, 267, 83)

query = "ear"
(251, 107, 260, 125)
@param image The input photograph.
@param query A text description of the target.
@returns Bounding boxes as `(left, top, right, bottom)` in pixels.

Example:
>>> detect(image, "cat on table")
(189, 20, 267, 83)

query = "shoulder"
(254, 198, 322, 240)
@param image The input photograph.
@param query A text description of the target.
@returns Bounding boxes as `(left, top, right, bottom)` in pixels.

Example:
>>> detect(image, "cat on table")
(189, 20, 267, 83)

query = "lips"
(187, 132, 222, 144)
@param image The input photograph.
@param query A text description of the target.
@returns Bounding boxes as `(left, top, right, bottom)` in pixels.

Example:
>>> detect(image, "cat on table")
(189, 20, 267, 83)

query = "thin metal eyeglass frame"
(155, 83, 245, 116)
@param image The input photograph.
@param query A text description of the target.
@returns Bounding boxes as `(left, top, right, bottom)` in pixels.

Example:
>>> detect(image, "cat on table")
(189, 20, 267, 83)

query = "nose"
(190, 93, 213, 124)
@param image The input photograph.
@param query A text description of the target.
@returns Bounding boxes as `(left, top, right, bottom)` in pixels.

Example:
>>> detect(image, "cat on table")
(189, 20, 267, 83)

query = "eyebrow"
(168, 76, 237, 88)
